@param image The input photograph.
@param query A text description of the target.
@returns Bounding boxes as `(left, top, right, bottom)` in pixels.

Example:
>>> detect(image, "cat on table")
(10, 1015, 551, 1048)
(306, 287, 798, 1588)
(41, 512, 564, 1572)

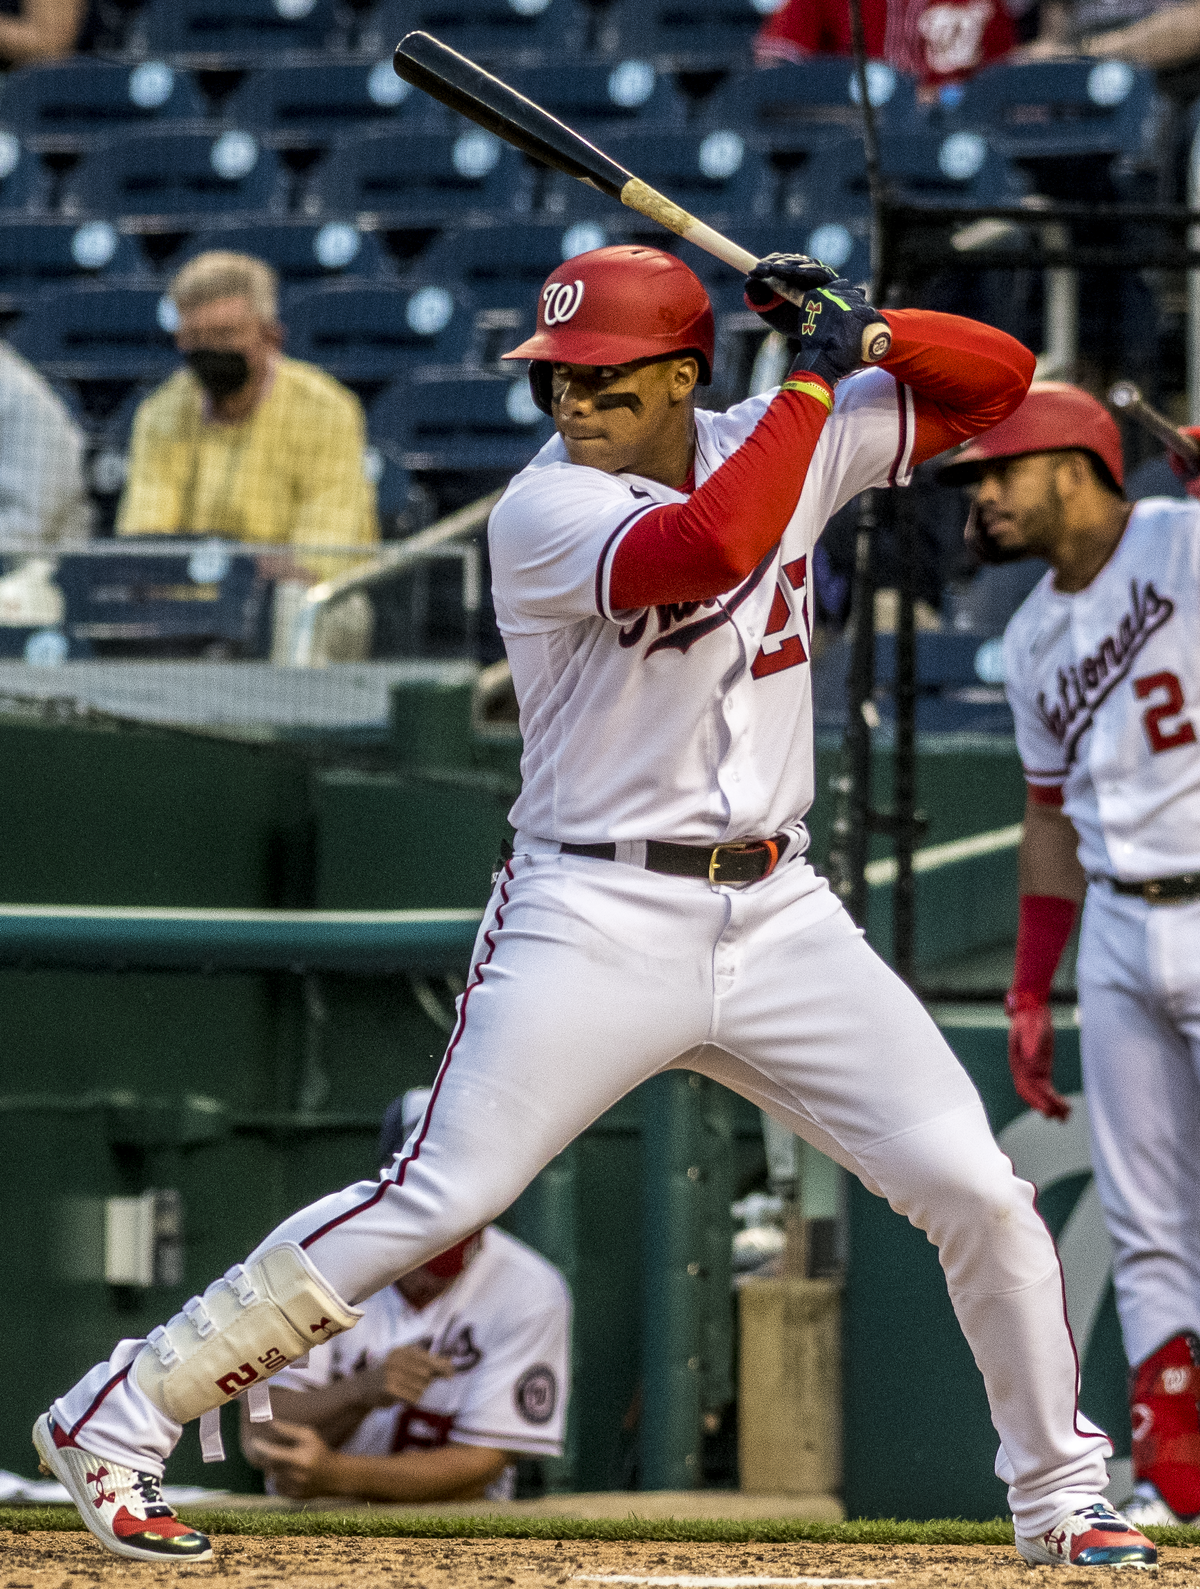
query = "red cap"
(502, 244, 714, 381)
(938, 382, 1125, 492)
(422, 1232, 482, 1279)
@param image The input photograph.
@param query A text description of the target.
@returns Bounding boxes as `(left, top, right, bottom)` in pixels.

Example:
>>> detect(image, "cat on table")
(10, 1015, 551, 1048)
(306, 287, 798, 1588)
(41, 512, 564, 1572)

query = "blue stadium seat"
(503, 60, 688, 134)
(7, 283, 181, 383)
(546, 127, 767, 222)
(0, 219, 145, 309)
(0, 133, 51, 213)
(363, 0, 583, 62)
(227, 59, 440, 147)
(0, 60, 208, 151)
(178, 220, 391, 283)
(618, 0, 775, 65)
(142, 0, 340, 56)
(63, 129, 286, 222)
(705, 60, 921, 141)
(284, 280, 472, 385)
(306, 127, 532, 221)
(372, 370, 554, 473)
(957, 60, 1159, 169)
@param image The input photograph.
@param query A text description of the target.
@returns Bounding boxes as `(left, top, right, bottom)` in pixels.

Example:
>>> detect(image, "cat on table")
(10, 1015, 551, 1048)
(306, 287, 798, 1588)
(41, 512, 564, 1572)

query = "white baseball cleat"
(1121, 1481, 1192, 1527)
(32, 1412, 212, 1563)
(1016, 1500, 1157, 1569)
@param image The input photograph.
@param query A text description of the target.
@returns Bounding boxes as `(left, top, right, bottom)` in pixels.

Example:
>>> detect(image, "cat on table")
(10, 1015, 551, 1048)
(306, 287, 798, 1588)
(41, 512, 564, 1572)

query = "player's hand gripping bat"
(1108, 381, 1200, 478)
(392, 31, 892, 367)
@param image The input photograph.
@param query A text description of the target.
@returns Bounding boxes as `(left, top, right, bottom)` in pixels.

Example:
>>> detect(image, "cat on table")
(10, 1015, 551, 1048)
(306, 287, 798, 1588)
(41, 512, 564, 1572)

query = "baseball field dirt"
(6, 1532, 1200, 1586)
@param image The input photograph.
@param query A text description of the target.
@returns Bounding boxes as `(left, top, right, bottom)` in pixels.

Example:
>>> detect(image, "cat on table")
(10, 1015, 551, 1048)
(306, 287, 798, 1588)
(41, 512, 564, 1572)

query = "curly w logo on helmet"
(542, 280, 584, 326)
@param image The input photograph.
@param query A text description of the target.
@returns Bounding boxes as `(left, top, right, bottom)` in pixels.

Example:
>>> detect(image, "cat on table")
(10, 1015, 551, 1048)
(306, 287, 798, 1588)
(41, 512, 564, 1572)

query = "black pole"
(892, 488, 917, 983)
(846, 0, 884, 299)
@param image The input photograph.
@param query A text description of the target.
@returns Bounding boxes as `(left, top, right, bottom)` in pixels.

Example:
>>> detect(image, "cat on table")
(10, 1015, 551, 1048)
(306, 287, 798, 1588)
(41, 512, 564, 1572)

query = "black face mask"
(187, 349, 250, 400)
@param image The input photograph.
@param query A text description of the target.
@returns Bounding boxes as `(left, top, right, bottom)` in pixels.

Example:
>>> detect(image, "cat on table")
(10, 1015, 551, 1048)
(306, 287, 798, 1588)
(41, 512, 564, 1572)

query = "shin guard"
(1130, 1331, 1200, 1520)
(134, 1242, 361, 1427)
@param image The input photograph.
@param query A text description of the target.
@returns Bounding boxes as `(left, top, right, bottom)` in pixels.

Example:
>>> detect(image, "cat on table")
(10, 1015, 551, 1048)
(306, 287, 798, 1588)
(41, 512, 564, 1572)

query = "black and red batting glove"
(744, 252, 883, 390)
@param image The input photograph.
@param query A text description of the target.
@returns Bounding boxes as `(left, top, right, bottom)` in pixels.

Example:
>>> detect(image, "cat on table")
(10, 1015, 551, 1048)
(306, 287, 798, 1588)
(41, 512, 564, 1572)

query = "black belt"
(1098, 873, 1200, 904)
(561, 834, 788, 885)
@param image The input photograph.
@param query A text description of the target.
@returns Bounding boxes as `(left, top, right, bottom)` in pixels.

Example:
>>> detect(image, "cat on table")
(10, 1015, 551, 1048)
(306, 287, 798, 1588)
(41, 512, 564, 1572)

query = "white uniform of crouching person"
(241, 1089, 572, 1503)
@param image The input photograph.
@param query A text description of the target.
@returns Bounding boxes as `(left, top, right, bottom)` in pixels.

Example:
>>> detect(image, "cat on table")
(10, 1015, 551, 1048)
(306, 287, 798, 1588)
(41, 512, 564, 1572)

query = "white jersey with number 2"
(1003, 498, 1200, 881)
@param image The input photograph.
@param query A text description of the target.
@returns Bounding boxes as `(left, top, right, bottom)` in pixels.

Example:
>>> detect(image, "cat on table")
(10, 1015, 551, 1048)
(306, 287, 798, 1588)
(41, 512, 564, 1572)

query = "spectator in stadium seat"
(0, 341, 89, 543)
(754, 0, 1017, 92)
(117, 250, 379, 601)
(1017, 0, 1200, 67)
(0, 0, 93, 65)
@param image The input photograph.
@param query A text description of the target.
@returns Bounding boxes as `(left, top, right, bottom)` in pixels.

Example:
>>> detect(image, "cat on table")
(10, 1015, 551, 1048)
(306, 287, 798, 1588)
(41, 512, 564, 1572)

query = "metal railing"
(287, 489, 503, 666)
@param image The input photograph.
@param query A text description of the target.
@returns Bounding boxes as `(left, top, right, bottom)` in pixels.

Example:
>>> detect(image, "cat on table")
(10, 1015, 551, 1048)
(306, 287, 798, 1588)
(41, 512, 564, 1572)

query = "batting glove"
(1005, 991, 1071, 1121)
(744, 253, 844, 336)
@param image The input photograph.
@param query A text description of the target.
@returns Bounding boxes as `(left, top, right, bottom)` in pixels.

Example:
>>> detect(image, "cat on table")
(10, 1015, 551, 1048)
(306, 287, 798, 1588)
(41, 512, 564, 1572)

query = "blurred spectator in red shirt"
(755, 0, 1017, 91)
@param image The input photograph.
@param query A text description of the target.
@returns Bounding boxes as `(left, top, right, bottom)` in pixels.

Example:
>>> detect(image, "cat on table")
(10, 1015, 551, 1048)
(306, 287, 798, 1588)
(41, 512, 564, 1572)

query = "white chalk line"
(574, 1575, 893, 1587)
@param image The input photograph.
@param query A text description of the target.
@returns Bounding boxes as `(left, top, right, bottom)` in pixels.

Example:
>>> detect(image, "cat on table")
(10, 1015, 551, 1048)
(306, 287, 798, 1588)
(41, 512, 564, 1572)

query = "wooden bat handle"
(1108, 381, 1200, 475)
(620, 177, 891, 366)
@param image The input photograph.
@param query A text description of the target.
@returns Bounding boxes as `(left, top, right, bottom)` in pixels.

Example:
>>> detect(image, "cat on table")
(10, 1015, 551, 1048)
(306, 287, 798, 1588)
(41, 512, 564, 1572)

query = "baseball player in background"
(942, 382, 1200, 1528)
(241, 1090, 571, 1504)
(34, 249, 1156, 1570)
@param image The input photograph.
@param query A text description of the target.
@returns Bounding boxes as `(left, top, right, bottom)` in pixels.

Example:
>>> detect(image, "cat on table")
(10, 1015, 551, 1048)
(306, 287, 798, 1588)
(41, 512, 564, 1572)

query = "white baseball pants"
(1078, 883, 1200, 1370)
(56, 842, 1109, 1533)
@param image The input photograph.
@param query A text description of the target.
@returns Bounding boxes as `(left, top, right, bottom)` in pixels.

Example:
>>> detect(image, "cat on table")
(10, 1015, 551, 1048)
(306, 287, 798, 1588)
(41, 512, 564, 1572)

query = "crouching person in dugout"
(239, 1091, 571, 1504)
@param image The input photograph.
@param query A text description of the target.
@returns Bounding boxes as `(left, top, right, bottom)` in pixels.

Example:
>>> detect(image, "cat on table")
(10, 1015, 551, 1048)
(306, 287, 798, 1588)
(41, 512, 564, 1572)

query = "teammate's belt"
(560, 834, 788, 885)
(1097, 873, 1200, 904)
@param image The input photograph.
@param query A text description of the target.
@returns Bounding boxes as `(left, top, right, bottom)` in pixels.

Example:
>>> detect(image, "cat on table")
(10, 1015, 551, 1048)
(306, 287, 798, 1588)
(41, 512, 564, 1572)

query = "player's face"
(550, 356, 699, 477)
(973, 453, 1068, 558)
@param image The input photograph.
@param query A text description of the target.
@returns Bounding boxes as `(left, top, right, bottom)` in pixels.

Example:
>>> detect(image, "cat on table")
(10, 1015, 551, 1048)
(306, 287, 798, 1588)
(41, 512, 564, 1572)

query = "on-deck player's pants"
(1079, 883, 1200, 1370)
(56, 844, 1110, 1534)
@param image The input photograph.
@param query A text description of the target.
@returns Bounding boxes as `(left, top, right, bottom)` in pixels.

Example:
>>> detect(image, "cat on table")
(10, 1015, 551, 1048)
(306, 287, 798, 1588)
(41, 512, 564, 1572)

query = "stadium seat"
(284, 280, 473, 387)
(956, 60, 1160, 189)
(503, 60, 688, 134)
(226, 58, 440, 147)
(0, 219, 145, 310)
(705, 59, 920, 141)
(370, 370, 554, 473)
(0, 60, 208, 152)
(546, 127, 767, 223)
(362, 0, 584, 63)
(6, 283, 181, 384)
(62, 128, 286, 223)
(178, 220, 391, 284)
(142, 0, 340, 56)
(0, 133, 51, 213)
(618, 0, 777, 66)
(306, 127, 532, 222)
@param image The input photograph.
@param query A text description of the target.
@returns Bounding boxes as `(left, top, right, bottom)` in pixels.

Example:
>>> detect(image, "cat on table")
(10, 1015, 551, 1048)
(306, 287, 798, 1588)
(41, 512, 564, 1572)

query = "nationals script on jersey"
(490, 370, 916, 847)
(271, 1228, 570, 1462)
(1003, 498, 1200, 880)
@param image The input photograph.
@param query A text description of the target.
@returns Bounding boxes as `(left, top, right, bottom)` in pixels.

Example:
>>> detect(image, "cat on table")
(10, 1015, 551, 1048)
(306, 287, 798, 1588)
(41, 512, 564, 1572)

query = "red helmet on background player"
(502, 244, 715, 415)
(938, 383, 1126, 565)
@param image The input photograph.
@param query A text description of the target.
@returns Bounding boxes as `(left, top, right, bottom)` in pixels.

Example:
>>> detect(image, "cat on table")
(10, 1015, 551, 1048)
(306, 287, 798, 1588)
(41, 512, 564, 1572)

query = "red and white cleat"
(32, 1413, 212, 1564)
(1016, 1501, 1157, 1569)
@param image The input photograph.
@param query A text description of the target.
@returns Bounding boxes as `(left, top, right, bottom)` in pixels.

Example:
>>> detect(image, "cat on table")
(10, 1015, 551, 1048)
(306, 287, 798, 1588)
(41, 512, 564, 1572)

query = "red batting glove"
(1168, 426, 1200, 500)
(1005, 990, 1070, 1120)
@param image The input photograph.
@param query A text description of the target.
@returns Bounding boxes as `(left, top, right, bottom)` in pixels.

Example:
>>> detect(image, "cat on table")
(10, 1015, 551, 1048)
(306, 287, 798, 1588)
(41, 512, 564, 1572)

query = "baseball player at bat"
(942, 383, 1200, 1529)
(33, 251, 1155, 1569)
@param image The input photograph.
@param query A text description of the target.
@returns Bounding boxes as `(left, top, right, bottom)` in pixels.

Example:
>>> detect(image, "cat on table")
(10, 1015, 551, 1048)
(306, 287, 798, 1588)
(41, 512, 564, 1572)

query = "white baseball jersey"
(490, 370, 916, 847)
(270, 1227, 570, 1468)
(1003, 498, 1200, 881)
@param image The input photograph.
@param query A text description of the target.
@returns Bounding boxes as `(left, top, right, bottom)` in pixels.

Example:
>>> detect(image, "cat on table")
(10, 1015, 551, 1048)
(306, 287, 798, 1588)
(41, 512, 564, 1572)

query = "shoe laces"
(133, 1472, 172, 1517)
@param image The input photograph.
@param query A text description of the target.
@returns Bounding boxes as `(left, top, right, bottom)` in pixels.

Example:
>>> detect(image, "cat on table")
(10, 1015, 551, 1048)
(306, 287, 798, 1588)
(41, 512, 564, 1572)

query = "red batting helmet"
(938, 382, 1126, 565)
(938, 382, 1125, 492)
(502, 244, 714, 414)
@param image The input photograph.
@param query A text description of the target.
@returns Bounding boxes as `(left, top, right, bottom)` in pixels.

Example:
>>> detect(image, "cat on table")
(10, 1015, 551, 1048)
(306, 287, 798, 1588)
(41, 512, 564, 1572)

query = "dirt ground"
(4, 1534, 1200, 1588)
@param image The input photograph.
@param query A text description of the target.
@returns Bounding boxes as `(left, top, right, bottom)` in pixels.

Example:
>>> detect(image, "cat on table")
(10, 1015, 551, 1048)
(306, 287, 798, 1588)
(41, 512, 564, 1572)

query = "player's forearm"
(264, 1383, 377, 1447)
(318, 1443, 509, 1503)
(878, 310, 1036, 465)
(1018, 796, 1086, 903)
(609, 382, 832, 609)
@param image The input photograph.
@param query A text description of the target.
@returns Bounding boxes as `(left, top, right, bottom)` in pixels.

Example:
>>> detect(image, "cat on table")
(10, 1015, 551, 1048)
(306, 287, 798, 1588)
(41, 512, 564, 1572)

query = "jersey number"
(1133, 670, 1198, 754)
(751, 557, 809, 680)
